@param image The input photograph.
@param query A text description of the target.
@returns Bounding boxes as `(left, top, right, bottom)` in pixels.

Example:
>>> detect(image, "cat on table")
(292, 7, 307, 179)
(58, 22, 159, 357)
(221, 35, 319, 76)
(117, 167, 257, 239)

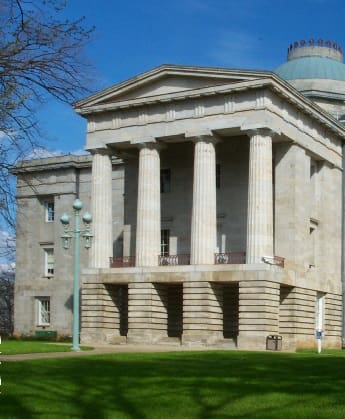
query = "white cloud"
(0, 262, 15, 275)
(0, 131, 8, 140)
(24, 147, 63, 160)
(0, 230, 15, 249)
(69, 148, 89, 156)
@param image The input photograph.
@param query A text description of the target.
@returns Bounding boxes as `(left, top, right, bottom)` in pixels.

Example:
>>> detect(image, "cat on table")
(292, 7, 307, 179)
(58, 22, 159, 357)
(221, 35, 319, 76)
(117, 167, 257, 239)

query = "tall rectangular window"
(160, 169, 171, 193)
(161, 229, 170, 256)
(45, 248, 55, 276)
(37, 297, 50, 326)
(45, 200, 55, 222)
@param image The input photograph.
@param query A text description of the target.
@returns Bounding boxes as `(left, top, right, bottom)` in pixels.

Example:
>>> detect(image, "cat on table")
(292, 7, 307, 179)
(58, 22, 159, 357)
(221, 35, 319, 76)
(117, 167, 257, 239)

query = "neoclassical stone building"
(13, 40, 345, 350)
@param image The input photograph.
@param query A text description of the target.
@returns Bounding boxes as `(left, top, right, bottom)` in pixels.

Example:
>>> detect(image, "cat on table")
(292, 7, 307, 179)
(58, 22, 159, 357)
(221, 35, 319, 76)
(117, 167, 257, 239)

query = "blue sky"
(37, 0, 345, 155)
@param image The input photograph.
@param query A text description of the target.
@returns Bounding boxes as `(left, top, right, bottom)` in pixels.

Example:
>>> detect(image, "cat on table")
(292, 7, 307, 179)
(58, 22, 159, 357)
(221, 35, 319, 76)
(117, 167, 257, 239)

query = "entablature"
(86, 103, 343, 168)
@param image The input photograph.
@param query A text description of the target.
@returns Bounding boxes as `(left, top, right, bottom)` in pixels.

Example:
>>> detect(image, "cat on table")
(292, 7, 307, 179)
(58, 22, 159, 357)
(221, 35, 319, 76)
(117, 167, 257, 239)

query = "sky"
(2, 0, 345, 264)
(36, 0, 345, 155)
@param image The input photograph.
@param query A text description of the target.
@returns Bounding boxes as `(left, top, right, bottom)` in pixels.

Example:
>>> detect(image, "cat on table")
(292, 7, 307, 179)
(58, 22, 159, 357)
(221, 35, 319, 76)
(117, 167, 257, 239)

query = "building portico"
(12, 59, 345, 351)
(73, 65, 344, 350)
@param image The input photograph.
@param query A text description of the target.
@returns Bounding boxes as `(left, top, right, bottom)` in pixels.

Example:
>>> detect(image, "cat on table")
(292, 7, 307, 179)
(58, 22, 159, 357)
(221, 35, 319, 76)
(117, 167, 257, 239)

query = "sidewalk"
(1, 344, 210, 362)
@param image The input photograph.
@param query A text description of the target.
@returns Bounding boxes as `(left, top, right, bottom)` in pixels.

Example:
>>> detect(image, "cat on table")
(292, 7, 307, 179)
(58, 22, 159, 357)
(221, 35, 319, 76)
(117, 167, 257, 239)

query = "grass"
(2, 350, 345, 418)
(1, 340, 93, 355)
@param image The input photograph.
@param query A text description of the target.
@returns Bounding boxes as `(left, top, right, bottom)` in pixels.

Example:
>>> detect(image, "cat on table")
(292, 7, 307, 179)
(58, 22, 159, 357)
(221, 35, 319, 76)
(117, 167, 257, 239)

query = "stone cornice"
(74, 64, 270, 109)
(76, 75, 345, 140)
(76, 78, 269, 114)
(11, 154, 122, 174)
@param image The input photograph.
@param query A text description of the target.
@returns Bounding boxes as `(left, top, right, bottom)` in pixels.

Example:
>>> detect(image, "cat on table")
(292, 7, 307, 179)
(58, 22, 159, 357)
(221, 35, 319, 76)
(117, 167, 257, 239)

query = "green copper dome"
(275, 56, 345, 81)
(275, 39, 345, 81)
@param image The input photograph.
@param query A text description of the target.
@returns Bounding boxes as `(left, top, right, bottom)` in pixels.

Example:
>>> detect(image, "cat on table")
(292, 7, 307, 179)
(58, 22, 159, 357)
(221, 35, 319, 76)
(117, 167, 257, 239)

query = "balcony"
(214, 252, 246, 264)
(158, 254, 191, 266)
(110, 256, 135, 268)
(109, 253, 285, 268)
(272, 256, 285, 268)
(215, 253, 284, 267)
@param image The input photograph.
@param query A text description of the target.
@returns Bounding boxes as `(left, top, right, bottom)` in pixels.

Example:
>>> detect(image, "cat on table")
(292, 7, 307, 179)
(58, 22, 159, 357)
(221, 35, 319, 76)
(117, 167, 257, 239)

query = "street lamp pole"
(60, 199, 93, 351)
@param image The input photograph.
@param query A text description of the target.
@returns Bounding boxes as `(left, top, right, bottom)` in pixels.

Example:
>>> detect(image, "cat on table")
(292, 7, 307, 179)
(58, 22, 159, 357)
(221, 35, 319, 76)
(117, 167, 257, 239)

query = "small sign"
(316, 331, 322, 339)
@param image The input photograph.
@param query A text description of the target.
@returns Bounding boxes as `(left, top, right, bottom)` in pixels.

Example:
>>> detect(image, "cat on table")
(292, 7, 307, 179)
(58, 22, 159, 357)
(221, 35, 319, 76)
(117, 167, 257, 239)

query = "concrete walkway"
(1, 344, 212, 362)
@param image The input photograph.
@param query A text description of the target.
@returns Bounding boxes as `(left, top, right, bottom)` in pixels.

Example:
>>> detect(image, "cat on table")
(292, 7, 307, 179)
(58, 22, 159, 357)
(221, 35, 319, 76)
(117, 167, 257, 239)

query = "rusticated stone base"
(79, 266, 343, 352)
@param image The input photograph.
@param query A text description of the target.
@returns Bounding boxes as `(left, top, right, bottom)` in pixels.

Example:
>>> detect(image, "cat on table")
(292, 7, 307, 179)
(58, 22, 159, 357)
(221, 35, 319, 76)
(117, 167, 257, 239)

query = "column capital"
(131, 136, 166, 151)
(185, 130, 220, 145)
(89, 147, 113, 157)
(137, 142, 166, 151)
(246, 128, 277, 139)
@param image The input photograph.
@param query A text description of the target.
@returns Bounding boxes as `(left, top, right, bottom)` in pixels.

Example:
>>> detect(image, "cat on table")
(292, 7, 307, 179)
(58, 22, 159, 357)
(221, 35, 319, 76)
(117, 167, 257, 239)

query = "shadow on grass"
(3, 351, 345, 418)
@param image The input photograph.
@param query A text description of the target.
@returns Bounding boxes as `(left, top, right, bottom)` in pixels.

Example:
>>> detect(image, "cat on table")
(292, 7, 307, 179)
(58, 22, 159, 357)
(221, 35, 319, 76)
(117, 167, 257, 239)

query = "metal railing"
(110, 256, 135, 268)
(109, 253, 285, 268)
(158, 254, 191, 266)
(214, 252, 246, 264)
(273, 256, 285, 268)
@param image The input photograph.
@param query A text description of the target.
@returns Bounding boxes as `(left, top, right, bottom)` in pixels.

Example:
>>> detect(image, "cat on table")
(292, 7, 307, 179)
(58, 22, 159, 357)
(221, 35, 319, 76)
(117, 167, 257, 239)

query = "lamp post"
(60, 199, 93, 351)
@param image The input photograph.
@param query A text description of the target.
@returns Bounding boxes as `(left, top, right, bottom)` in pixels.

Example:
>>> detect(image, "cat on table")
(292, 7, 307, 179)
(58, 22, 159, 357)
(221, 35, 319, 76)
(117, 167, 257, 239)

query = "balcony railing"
(110, 256, 135, 268)
(158, 254, 191, 266)
(273, 256, 285, 268)
(214, 252, 246, 264)
(109, 253, 285, 268)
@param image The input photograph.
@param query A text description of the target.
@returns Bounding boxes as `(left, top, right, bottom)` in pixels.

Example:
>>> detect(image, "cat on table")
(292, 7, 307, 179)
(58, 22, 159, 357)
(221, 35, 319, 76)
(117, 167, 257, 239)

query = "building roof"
(275, 56, 345, 81)
(275, 39, 345, 81)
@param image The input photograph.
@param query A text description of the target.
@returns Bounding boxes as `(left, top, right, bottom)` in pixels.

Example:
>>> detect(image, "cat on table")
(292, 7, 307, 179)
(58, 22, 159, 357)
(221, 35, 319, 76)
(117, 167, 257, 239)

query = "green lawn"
(2, 350, 345, 418)
(1, 340, 92, 355)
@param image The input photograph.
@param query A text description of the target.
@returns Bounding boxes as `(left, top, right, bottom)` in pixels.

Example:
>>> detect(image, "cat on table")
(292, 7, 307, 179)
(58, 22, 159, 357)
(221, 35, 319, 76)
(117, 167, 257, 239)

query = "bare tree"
(0, 267, 15, 335)
(0, 2, 94, 331)
(0, 0, 94, 234)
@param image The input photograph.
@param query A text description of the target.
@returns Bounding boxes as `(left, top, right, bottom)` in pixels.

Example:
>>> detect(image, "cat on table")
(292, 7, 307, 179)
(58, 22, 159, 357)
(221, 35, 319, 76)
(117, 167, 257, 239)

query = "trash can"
(266, 335, 282, 351)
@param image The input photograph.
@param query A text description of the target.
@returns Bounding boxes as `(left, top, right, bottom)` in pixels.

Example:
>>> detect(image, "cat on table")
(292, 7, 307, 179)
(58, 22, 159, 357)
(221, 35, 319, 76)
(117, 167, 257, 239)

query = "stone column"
(135, 144, 161, 267)
(90, 149, 113, 268)
(190, 136, 217, 264)
(246, 130, 274, 263)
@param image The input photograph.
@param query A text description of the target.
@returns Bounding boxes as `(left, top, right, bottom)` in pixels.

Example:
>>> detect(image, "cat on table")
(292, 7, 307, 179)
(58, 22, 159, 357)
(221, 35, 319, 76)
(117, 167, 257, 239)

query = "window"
(160, 169, 171, 193)
(161, 229, 170, 256)
(45, 248, 55, 276)
(216, 164, 220, 189)
(37, 297, 50, 325)
(45, 200, 55, 222)
(309, 219, 318, 267)
(310, 159, 320, 203)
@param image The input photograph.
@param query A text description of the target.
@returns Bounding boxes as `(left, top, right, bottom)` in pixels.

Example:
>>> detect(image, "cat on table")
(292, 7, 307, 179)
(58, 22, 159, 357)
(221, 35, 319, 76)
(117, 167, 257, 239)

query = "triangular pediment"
(75, 64, 270, 113)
